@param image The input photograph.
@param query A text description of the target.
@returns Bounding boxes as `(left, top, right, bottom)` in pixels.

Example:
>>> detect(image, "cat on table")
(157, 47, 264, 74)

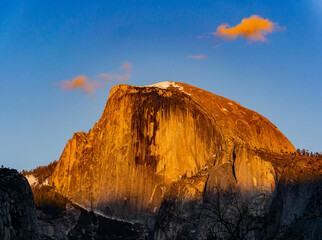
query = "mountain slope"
(49, 81, 296, 223)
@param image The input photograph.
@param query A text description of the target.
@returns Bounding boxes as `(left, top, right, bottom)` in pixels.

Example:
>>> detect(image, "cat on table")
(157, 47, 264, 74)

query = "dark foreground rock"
(0, 168, 39, 240)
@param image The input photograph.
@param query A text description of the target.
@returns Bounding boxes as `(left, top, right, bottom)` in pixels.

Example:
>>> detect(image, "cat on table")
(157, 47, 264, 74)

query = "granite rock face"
(50, 82, 296, 224)
(0, 168, 39, 240)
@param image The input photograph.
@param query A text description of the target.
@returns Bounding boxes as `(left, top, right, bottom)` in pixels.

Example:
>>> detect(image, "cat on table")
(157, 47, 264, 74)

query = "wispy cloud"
(214, 15, 283, 42)
(97, 73, 131, 83)
(120, 61, 132, 72)
(197, 35, 211, 39)
(187, 54, 207, 60)
(213, 43, 221, 48)
(57, 75, 102, 95)
(55, 62, 133, 96)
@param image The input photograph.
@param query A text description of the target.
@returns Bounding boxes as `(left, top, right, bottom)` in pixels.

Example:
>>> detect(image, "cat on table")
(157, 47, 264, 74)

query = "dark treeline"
(20, 160, 69, 216)
(32, 185, 72, 216)
(296, 149, 322, 158)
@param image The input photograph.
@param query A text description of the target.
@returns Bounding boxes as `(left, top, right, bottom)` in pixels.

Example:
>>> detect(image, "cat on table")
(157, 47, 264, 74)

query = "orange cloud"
(98, 62, 133, 83)
(120, 62, 132, 72)
(96, 73, 114, 81)
(55, 62, 133, 96)
(188, 54, 207, 59)
(117, 73, 130, 82)
(59, 75, 102, 95)
(214, 15, 281, 42)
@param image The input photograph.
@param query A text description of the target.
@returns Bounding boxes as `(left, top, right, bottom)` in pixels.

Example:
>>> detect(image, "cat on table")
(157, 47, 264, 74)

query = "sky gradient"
(1, 0, 321, 171)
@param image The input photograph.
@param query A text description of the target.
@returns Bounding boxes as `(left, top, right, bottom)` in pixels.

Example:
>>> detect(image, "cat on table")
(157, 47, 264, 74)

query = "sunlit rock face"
(50, 81, 295, 222)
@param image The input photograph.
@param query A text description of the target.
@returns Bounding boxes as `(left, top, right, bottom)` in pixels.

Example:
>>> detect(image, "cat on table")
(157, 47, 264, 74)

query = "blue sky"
(1, 0, 321, 170)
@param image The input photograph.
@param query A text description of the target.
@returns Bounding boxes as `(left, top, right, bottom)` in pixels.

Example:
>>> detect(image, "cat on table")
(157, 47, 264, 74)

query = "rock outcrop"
(0, 168, 39, 240)
(50, 81, 296, 224)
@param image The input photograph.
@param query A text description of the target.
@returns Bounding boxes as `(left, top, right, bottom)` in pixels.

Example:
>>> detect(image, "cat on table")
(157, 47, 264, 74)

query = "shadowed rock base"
(153, 151, 322, 240)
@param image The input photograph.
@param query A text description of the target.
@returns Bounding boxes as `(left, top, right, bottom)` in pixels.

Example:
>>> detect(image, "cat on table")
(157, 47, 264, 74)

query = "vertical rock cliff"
(50, 81, 296, 225)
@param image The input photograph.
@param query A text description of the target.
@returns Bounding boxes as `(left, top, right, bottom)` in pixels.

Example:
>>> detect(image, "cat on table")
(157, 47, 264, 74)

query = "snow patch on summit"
(146, 81, 180, 89)
(145, 81, 191, 96)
